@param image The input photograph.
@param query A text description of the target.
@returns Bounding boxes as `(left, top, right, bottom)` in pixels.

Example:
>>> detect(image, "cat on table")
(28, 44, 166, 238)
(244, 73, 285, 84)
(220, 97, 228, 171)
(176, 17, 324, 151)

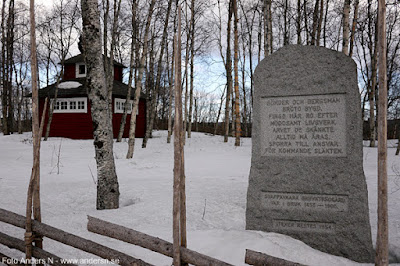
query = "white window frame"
(76, 63, 87, 78)
(114, 98, 138, 114)
(53, 97, 88, 113)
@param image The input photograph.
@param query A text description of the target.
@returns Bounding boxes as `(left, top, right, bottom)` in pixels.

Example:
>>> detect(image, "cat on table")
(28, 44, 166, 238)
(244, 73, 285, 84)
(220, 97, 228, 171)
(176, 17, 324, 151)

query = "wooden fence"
(0, 208, 301, 266)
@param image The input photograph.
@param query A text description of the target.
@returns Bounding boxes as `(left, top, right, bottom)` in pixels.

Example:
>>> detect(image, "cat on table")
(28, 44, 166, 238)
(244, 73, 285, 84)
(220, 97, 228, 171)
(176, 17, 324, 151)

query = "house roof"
(27, 78, 145, 99)
(62, 54, 126, 68)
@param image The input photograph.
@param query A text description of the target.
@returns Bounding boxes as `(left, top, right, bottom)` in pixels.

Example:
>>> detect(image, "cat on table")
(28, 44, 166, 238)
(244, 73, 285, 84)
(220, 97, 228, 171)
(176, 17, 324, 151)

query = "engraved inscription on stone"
(262, 192, 348, 212)
(260, 94, 346, 157)
(273, 220, 336, 234)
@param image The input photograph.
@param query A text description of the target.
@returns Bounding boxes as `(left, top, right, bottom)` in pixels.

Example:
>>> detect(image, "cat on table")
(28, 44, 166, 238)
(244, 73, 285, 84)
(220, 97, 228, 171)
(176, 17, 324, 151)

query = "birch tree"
(264, 0, 272, 55)
(187, 0, 195, 139)
(126, 0, 156, 159)
(224, 0, 233, 143)
(81, 0, 119, 210)
(1, 0, 7, 134)
(349, 0, 359, 57)
(310, 0, 320, 45)
(104, 0, 122, 117)
(117, 0, 137, 142)
(368, 0, 378, 147)
(233, 0, 240, 146)
(142, 0, 173, 147)
(43, 0, 80, 140)
(1, 0, 15, 135)
(342, 0, 351, 55)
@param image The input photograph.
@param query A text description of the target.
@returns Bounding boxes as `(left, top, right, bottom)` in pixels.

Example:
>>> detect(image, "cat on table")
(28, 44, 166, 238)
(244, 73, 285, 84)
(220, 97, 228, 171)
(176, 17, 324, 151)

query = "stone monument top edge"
(253, 45, 358, 97)
(254, 45, 356, 73)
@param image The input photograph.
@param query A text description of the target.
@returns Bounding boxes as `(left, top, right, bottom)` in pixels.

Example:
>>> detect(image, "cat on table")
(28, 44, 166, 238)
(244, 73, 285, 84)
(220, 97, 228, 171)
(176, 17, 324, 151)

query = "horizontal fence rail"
(245, 249, 305, 266)
(87, 216, 233, 266)
(0, 208, 152, 266)
(0, 231, 76, 266)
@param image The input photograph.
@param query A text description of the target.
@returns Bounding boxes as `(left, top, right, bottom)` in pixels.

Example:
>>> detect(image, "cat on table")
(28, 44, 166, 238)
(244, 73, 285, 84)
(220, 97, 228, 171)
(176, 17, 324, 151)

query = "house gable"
(33, 54, 146, 139)
(61, 54, 125, 82)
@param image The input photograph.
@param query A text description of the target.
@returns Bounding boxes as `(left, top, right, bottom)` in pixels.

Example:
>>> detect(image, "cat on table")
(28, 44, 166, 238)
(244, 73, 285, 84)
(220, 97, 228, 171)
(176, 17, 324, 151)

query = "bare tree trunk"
(1, 0, 8, 135)
(316, 0, 324, 45)
(310, 0, 319, 45)
(231, 89, 235, 138)
(266, 0, 272, 53)
(183, 3, 190, 143)
(323, 0, 329, 47)
(126, 0, 156, 159)
(44, 67, 63, 141)
(117, 0, 137, 142)
(361, 91, 368, 121)
(187, 0, 195, 139)
(6, 0, 14, 134)
(26, 0, 43, 261)
(283, 0, 289, 45)
(349, 0, 359, 57)
(143, 0, 173, 148)
(214, 89, 225, 136)
(304, 0, 309, 44)
(257, 11, 262, 63)
(178, 13, 187, 256)
(297, 0, 302, 44)
(44, 0, 63, 141)
(224, 1, 233, 143)
(194, 98, 198, 132)
(15, 66, 22, 134)
(263, 0, 267, 57)
(369, 9, 378, 148)
(103, 0, 109, 63)
(25, 98, 48, 263)
(143, 32, 155, 146)
(81, 0, 119, 210)
(342, 0, 351, 55)
(376, 0, 388, 263)
(167, 28, 175, 144)
(240, 30, 248, 137)
(173, 6, 185, 264)
(242, 5, 255, 109)
(106, 0, 122, 120)
(233, 0, 240, 147)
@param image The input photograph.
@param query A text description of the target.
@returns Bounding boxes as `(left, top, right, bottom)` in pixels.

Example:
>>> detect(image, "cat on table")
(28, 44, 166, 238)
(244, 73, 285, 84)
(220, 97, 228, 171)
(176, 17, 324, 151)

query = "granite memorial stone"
(246, 45, 374, 262)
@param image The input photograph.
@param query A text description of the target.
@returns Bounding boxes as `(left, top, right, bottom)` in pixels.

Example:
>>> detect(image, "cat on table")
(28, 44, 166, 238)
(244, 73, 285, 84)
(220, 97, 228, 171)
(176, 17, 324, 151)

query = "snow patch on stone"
(58, 81, 82, 89)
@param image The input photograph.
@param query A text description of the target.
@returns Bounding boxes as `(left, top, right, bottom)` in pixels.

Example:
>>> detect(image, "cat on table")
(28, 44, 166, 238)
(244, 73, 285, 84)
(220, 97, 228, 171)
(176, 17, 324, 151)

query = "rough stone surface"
(246, 45, 374, 262)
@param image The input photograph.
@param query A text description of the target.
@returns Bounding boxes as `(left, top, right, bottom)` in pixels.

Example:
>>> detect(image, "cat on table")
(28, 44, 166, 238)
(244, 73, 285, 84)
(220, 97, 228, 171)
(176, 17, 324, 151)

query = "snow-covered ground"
(0, 131, 399, 265)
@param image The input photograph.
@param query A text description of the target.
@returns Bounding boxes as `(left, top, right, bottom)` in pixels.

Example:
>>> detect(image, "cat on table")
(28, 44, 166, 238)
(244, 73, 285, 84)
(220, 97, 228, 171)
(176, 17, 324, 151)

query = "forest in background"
(0, 1, 396, 261)
(0, 0, 399, 144)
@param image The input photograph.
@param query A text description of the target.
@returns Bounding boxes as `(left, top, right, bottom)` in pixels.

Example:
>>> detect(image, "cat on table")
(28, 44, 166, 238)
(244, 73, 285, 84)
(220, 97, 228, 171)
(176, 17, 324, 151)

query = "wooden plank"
(0, 231, 75, 266)
(376, 0, 388, 264)
(245, 249, 305, 266)
(87, 216, 233, 266)
(0, 208, 152, 266)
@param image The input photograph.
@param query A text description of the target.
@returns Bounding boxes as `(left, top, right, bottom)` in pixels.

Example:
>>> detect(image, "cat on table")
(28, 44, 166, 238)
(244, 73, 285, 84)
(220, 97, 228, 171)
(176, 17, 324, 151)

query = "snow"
(57, 81, 82, 89)
(0, 131, 399, 265)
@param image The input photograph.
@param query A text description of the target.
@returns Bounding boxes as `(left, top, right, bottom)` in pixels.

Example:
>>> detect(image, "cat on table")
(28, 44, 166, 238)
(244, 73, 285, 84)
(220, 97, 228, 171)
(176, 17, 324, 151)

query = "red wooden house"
(37, 54, 146, 139)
